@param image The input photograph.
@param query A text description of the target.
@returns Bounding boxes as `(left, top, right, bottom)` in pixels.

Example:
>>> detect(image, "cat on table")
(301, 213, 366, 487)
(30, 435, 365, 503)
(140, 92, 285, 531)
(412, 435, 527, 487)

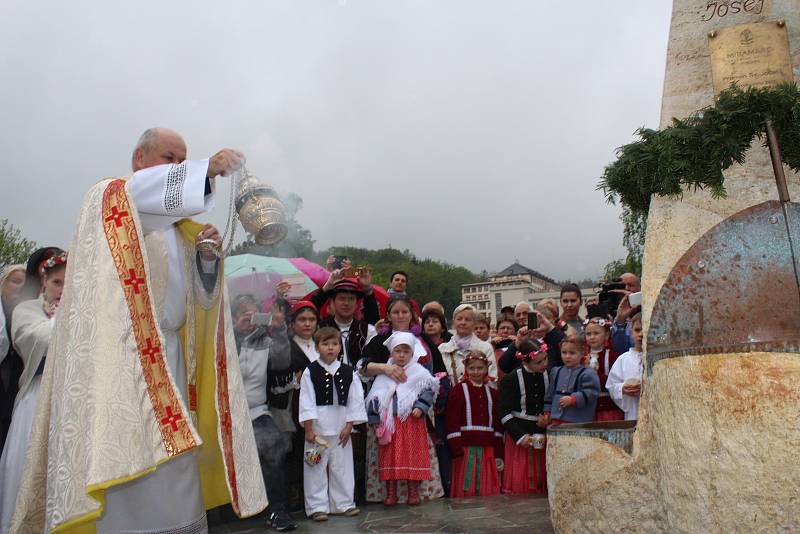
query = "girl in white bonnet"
(365, 332, 438, 506)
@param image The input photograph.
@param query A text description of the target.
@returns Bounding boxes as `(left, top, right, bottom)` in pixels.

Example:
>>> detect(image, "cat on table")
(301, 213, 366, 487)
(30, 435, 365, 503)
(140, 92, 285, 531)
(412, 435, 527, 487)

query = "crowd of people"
(0, 128, 646, 534)
(222, 262, 645, 530)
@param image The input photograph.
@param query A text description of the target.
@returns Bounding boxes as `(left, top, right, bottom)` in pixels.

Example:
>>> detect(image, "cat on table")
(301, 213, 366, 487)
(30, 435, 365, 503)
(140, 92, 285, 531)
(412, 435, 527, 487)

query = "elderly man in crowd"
(612, 272, 642, 353)
(514, 301, 532, 330)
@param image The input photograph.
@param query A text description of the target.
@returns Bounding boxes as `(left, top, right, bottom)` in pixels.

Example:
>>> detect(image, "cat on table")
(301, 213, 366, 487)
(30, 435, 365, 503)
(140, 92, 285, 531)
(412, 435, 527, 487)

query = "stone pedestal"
(548, 1, 800, 532)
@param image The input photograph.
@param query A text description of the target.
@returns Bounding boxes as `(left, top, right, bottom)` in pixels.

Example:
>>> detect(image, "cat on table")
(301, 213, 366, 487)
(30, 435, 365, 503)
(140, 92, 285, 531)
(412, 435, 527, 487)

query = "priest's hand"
(495, 458, 504, 472)
(411, 408, 424, 418)
(196, 224, 222, 261)
(208, 149, 245, 178)
(338, 422, 354, 447)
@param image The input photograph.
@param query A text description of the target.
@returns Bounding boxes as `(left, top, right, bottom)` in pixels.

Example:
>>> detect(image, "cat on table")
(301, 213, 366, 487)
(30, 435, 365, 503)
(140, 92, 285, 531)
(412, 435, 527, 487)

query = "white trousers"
(303, 435, 355, 515)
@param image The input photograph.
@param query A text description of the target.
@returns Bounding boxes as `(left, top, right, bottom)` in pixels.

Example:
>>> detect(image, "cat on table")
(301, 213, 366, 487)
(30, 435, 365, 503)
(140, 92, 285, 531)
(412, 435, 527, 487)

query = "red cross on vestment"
(123, 268, 145, 294)
(161, 406, 183, 431)
(141, 338, 161, 364)
(104, 206, 129, 228)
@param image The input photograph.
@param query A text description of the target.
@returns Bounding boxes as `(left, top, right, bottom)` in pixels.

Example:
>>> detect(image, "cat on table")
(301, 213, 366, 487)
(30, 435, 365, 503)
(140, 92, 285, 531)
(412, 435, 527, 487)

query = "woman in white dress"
(0, 247, 66, 534)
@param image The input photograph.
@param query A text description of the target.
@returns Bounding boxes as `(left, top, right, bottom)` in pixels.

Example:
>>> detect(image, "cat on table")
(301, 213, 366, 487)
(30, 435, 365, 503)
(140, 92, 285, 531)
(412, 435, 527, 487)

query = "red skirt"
(450, 445, 500, 497)
(595, 407, 624, 422)
(378, 416, 432, 481)
(501, 434, 546, 495)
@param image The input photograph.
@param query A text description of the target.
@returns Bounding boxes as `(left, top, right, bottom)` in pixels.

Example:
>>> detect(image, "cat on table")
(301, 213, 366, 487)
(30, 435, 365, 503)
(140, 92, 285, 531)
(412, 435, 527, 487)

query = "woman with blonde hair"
(438, 304, 495, 385)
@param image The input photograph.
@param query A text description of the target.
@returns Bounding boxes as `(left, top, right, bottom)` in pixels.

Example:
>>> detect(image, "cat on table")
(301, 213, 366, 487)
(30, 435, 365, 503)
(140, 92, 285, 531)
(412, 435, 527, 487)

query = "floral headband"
(463, 351, 492, 367)
(583, 317, 612, 328)
(39, 251, 68, 275)
(515, 343, 548, 362)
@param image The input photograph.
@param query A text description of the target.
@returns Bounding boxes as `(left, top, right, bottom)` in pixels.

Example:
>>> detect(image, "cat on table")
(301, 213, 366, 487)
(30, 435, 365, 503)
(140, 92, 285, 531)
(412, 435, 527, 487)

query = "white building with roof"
(460, 262, 561, 319)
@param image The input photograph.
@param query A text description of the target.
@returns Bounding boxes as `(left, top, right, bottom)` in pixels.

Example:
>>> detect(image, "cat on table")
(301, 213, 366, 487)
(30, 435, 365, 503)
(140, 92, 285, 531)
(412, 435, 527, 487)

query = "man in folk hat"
(309, 269, 378, 368)
(307, 269, 377, 505)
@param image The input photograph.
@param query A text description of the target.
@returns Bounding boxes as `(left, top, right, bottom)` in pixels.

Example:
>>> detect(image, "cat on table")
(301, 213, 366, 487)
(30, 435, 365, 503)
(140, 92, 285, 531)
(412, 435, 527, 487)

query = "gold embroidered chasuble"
(11, 178, 266, 533)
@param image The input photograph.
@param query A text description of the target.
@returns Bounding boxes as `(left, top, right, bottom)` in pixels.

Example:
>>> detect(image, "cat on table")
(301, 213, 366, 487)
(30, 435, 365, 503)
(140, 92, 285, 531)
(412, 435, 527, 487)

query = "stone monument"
(547, 1, 800, 532)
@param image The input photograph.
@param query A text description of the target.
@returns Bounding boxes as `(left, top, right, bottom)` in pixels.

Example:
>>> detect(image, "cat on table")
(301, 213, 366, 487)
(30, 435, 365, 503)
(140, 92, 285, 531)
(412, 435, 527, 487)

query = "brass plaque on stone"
(708, 21, 793, 95)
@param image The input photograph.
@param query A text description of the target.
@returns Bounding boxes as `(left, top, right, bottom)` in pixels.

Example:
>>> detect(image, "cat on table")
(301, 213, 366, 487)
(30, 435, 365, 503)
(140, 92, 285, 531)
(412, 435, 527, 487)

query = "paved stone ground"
(210, 495, 553, 533)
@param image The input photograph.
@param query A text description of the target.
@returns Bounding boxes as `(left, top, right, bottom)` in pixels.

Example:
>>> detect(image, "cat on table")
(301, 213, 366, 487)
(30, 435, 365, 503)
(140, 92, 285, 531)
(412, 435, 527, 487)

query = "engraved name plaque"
(709, 20, 793, 95)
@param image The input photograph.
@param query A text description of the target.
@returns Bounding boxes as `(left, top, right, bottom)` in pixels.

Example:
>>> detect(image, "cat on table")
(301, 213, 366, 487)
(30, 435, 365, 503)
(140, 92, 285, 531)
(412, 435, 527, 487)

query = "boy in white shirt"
(298, 327, 367, 521)
(606, 313, 644, 420)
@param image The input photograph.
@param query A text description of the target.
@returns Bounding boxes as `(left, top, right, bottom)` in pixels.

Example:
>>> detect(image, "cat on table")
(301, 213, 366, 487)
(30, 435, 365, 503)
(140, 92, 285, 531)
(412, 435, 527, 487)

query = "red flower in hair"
(515, 343, 548, 362)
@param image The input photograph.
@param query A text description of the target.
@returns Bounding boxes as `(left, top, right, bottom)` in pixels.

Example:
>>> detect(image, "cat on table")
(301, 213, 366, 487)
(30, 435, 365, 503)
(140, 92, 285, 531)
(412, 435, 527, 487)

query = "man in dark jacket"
(309, 270, 378, 368)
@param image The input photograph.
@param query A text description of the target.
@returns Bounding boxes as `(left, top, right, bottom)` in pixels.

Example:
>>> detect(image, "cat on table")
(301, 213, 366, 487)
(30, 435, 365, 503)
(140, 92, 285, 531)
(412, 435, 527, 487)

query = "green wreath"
(597, 83, 800, 215)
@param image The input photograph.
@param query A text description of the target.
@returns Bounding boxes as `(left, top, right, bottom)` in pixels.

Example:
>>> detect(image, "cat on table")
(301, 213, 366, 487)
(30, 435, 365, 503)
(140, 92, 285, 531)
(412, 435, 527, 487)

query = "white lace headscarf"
(0, 264, 25, 356)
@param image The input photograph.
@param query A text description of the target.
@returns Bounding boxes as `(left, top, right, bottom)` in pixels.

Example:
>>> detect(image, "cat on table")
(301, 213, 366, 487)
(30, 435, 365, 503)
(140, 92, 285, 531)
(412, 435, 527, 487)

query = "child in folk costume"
(583, 317, 623, 422)
(542, 334, 600, 426)
(365, 332, 439, 506)
(298, 327, 367, 521)
(473, 314, 491, 343)
(606, 313, 644, 421)
(445, 350, 504, 497)
(498, 340, 549, 495)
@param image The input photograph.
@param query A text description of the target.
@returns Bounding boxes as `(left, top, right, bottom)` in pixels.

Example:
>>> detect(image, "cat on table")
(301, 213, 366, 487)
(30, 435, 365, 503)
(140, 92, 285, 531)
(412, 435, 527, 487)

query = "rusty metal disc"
(646, 200, 800, 373)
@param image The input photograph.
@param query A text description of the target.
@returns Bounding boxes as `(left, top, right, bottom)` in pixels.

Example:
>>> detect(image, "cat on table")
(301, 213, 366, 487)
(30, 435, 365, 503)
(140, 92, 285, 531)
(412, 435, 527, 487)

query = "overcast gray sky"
(0, 0, 672, 280)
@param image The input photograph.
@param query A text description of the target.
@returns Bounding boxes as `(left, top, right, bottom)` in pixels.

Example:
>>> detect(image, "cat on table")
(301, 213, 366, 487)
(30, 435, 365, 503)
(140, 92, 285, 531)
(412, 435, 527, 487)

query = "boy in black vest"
(298, 327, 367, 521)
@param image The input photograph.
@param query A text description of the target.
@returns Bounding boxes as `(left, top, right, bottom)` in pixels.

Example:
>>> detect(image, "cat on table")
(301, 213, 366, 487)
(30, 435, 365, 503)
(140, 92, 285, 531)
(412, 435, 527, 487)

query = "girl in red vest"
(445, 351, 504, 497)
(583, 317, 623, 422)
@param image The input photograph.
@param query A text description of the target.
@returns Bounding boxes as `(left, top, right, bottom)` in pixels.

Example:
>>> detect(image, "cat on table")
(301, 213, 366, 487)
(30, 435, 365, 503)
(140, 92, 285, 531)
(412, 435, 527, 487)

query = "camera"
(596, 279, 626, 318)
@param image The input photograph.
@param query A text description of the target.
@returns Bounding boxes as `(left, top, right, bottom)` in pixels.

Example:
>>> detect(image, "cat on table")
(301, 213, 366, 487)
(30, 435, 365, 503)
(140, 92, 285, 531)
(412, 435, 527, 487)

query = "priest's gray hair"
(131, 128, 160, 167)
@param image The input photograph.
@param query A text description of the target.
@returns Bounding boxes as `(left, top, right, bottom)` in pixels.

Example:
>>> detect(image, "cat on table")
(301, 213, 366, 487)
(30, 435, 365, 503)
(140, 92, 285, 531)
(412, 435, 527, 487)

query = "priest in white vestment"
(12, 128, 267, 534)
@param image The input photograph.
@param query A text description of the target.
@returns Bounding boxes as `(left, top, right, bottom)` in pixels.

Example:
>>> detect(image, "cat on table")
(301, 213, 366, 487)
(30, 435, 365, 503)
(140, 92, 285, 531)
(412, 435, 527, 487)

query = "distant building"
(460, 262, 561, 319)
(461, 262, 600, 322)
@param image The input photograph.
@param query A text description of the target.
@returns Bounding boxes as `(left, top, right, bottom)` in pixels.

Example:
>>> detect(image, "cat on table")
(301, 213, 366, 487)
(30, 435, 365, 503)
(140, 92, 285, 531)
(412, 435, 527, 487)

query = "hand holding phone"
(250, 312, 271, 326)
(331, 255, 348, 270)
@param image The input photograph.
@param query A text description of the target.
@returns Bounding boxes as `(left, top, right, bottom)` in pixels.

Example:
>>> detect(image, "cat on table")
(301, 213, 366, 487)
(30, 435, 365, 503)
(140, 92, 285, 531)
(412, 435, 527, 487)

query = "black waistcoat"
(308, 360, 354, 406)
